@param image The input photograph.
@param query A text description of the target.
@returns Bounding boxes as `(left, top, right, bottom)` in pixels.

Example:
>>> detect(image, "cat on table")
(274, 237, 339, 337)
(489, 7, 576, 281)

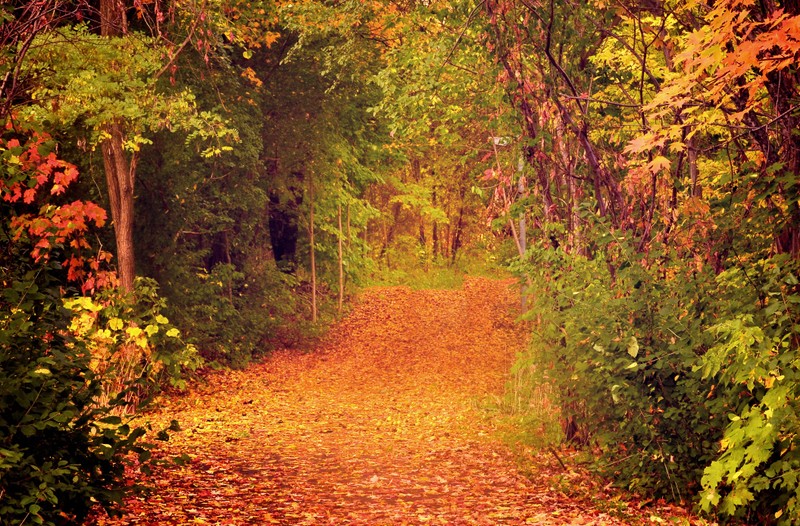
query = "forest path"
(99, 277, 688, 525)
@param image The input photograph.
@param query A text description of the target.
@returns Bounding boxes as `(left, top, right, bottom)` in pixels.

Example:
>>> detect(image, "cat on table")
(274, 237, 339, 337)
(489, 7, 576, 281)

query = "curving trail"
(97, 277, 695, 525)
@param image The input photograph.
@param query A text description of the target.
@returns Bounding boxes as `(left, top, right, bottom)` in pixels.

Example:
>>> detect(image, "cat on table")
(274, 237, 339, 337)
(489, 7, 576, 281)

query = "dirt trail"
(98, 277, 687, 525)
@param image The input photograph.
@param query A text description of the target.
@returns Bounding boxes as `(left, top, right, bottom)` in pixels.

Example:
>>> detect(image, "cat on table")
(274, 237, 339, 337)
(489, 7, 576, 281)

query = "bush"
(0, 260, 152, 525)
(698, 255, 800, 524)
(1, 120, 159, 524)
(514, 227, 800, 523)
(63, 277, 203, 404)
(159, 260, 310, 367)
(516, 241, 731, 502)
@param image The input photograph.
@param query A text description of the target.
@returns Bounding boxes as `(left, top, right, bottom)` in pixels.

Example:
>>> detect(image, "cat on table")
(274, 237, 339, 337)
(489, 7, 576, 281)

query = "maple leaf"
(54, 164, 80, 187)
(648, 156, 672, 174)
(624, 134, 663, 155)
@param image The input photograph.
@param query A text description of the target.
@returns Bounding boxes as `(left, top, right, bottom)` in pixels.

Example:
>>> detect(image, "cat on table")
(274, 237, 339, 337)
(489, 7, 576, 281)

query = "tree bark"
(337, 202, 344, 314)
(100, 0, 127, 36)
(451, 201, 465, 264)
(346, 202, 351, 250)
(379, 202, 402, 263)
(101, 120, 136, 292)
(431, 189, 439, 257)
(309, 177, 317, 324)
(99, 0, 136, 292)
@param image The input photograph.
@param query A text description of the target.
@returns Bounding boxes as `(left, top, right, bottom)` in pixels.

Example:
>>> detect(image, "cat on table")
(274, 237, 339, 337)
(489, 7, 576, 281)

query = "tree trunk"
(432, 189, 439, 257)
(451, 202, 465, 265)
(556, 118, 581, 253)
(101, 120, 136, 292)
(100, 0, 127, 37)
(337, 202, 344, 314)
(517, 162, 527, 256)
(688, 137, 700, 198)
(346, 202, 351, 250)
(224, 230, 233, 303)
(379, 202, 402, 262)
(309, 177, 317, 324)
(100, 0, 136, 292)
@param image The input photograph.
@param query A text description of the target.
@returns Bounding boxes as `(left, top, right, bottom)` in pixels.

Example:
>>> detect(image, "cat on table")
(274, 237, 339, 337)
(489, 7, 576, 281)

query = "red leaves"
(52, 164, 79, 194)
(23, 188, 37, 204)
(12, 201, 110, 292)
(1, 130, 78, 204)
(12, 201, 106, 253)
(2, 120, 114, 293)
(668, 0, 800, 112)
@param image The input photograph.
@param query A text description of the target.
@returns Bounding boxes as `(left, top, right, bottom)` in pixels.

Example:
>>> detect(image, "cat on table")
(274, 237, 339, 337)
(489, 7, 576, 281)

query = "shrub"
(0, 119, 179, 525)
(698, 255, 800, 524)
(516, 241, 731, 502)
(0, 260, 152, 525)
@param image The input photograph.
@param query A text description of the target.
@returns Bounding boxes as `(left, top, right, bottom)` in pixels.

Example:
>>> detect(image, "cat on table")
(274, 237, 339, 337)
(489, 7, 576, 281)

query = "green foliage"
(515, 233, 728, 502)
(21, 25, 237, 157)
(514, 227, 800, 522)
(0, 239, 151, 525)
(697, 255, 800, 524)
(131, 48, 319, 365)
(162, 261, 310, 367)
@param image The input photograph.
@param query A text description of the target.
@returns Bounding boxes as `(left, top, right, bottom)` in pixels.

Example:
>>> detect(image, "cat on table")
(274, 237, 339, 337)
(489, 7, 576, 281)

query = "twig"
(562, 95, 642, 109)
(700, 104, 800, 154)
(435, 0, 487, 82)
(154, 0, 208, 80)
(548, 446, 568, 471)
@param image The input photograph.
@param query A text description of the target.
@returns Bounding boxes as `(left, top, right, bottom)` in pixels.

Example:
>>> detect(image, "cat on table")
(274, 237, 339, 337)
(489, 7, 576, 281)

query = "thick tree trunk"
(101, 120, 136, 292)
(379, 202, 402, 262)
(268, 182, 303, 273)
(100, 0, 127, 37)
(100, 0, 136, 292)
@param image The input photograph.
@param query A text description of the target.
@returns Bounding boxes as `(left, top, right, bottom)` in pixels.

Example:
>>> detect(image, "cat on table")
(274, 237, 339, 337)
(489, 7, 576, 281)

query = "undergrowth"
(368, 239, 509, 289)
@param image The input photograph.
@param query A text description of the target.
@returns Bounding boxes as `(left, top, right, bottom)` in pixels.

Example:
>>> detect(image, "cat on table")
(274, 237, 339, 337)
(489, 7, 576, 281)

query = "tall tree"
(99, 0, 135, 291)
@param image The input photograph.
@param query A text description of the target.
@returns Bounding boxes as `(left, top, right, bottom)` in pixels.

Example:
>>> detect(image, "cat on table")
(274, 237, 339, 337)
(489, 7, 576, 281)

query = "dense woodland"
(2, 0, 800, 523)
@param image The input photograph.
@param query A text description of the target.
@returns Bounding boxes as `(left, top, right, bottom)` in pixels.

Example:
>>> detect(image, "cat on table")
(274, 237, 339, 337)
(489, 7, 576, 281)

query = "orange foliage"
(93, 278, 702, 525)
(650, 0, 800, 121)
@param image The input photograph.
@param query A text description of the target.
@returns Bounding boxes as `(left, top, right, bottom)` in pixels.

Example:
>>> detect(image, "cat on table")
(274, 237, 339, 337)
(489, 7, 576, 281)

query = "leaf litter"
(94, 277, 707, 525)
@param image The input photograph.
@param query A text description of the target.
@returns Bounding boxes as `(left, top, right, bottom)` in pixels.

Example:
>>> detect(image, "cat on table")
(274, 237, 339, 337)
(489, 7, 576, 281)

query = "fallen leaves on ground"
(94, 277, 707, 525)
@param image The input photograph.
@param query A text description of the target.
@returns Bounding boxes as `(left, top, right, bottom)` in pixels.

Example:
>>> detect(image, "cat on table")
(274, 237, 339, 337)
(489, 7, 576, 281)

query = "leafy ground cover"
(94, 278, 706, 525)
